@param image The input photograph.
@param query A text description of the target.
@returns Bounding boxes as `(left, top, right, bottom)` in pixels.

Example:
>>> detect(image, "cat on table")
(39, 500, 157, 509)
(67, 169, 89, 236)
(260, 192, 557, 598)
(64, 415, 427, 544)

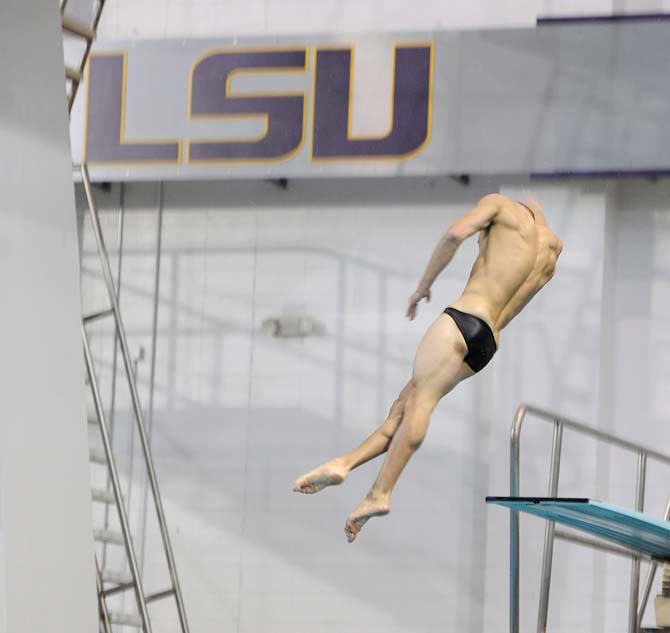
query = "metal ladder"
(60, 0, 106, 112)
(79, 163, 190, 633)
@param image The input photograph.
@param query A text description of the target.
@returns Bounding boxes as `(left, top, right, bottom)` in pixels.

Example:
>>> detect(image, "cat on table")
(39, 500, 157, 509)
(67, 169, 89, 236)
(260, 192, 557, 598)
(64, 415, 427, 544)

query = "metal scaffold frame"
(61, 0, 107, 112)
(79, 163, 190, 633)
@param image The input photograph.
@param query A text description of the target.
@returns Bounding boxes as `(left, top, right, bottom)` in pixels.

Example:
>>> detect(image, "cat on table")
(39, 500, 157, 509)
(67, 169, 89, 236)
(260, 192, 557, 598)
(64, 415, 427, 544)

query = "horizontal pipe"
(83, 308, 113, 323)
(146, 589, 176, 604)
(102, 582, 135, 599)
(65, 65, 82, 82)
(61, 15, 95, 40)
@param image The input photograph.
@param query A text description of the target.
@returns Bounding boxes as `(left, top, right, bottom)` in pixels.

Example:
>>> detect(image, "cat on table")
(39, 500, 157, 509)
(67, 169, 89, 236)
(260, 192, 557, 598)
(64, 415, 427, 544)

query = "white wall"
(0, 2, 97, 632)
(79, 176, 629, 633)
(599, 182, 670, 630)
(69, 2, 670, 633)
(89, 0, 670, 39)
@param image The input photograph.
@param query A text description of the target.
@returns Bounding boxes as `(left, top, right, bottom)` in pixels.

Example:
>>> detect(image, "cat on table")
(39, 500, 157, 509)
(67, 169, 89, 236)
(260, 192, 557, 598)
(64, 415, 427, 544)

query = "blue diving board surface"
(486, 497, 670, 560)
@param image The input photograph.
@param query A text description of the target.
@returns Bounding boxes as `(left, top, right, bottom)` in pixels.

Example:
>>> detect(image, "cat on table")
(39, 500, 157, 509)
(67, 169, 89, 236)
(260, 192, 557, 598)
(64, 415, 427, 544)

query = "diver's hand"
(406, 288, 431, 320)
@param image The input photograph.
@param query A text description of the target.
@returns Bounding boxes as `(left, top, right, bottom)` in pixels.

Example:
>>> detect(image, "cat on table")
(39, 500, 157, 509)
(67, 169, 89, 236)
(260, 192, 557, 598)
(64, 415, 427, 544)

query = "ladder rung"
(65, 65, 82, 82)
(108, 612, 142, 627)
(89, 447, 107, 465)
(101, 580, 135, 599)
(83, 308, 113, 323)
(146, 588, 176, 604)
(91, 488, 115, 504)
(94, 529, 125, 546)
(61, 15, 96, 40)
(88, 415, 98, 426)
(101, 570, 132, 585)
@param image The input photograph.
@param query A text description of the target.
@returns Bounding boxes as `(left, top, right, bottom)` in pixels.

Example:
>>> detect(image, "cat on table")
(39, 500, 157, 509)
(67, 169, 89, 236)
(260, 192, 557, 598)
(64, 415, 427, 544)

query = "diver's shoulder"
(538, 224, 563, 253)
(477, 193, 518, 213)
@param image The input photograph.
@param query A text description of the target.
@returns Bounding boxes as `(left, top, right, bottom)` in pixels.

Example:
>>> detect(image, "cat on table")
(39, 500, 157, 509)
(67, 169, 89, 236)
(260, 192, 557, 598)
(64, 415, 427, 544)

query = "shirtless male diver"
(293, 194, 562, 543)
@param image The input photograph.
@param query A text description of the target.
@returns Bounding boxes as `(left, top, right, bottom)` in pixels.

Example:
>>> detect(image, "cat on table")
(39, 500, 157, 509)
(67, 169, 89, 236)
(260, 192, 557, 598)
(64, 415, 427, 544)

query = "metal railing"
(509, 404, 670, 633)
(79, 164, 190, 633)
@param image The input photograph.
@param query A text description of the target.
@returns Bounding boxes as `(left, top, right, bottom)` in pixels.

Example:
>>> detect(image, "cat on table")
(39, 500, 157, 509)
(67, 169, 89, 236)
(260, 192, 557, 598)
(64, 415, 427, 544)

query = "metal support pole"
(102, 182, 124, 574)
(139, 181, 164, 573)
(83, 328, 152, 633)
(638, 563, 657, 630)
(510, 405, 527, 633)
(81, 164, 190, 633)
(537, 422, 563, 633)
(67, 0, 107, 112)
(628, 452, 647, 633)
(638, 499, 670, 627)
(95, 556, 113, 633)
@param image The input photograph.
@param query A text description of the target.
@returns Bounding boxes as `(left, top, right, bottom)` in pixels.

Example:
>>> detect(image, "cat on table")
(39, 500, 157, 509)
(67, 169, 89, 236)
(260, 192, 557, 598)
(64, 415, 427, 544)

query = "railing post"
(536, 422, 563, 633)
(510, 406, 527, 633)
(505, 404, 670, 633)
(638, 498, 670, 627)
(629, 452, 647, 633)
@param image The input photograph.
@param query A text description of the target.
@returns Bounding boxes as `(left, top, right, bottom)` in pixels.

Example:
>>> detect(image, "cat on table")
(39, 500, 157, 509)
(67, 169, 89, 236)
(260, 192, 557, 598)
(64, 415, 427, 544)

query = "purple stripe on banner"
(531, 169, 670, 180)
(537, 13, 670, 26)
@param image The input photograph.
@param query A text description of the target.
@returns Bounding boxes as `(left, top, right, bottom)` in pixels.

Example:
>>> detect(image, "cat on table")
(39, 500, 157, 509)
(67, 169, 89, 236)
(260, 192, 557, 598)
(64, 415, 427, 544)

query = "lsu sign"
(72, 25, 670, 180)
(78, 40, 434, 179)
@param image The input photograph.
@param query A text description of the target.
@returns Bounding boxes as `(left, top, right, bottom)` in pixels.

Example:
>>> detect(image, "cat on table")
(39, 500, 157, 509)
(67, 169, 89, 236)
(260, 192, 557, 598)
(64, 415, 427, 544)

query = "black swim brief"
(443, 307, 497, 372)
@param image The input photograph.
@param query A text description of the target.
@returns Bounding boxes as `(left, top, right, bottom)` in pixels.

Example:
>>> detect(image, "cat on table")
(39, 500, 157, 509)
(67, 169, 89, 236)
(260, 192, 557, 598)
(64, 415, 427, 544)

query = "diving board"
(487, 497, 670, 560)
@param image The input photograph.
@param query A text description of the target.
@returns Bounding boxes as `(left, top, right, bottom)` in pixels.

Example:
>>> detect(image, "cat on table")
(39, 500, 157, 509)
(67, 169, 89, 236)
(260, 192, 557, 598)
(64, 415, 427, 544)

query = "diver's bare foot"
(293, 458, 349, 494)
(344, 494, 390, 543)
